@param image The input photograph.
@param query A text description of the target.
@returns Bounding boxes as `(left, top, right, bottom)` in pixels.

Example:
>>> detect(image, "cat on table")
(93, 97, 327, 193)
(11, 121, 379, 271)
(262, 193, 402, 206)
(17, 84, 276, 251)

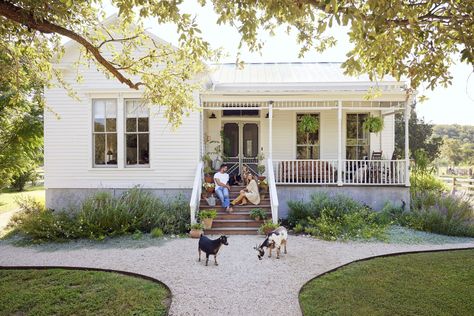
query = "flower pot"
(262, 227, 275, 235)
(204, 175, 213, 183)
(202, 218, 213, 229)
(189, 229, 203, 238)
(206, 187, 215, 194)
(258, 176, 266, 181)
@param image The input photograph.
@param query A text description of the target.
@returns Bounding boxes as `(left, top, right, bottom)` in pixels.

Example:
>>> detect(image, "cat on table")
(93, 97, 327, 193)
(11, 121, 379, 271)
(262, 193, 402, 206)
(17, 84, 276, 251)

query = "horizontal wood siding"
(45, 67, 199, 189)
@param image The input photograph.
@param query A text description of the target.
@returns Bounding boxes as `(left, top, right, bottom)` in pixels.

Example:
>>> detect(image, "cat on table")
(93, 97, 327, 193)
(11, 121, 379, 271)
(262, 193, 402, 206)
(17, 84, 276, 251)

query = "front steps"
(201, 185, 271, 235)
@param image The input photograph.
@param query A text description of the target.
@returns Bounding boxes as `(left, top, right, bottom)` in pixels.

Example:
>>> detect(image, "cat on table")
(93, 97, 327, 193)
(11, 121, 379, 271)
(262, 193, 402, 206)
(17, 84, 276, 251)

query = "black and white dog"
(198, 235, 229, 266)
(254, 226, 288, 260)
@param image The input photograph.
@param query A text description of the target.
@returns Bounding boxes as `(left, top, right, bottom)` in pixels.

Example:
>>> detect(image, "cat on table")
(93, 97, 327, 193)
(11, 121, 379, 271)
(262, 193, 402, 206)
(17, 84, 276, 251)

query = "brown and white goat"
(254, 226, 288, 260)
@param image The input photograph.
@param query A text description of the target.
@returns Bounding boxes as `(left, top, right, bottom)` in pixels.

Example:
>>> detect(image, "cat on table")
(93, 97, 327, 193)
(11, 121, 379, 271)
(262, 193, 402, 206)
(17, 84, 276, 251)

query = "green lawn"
(300, 249, 474, 316)
(0, 269, 170, 316)
(0, 186, 45, 214)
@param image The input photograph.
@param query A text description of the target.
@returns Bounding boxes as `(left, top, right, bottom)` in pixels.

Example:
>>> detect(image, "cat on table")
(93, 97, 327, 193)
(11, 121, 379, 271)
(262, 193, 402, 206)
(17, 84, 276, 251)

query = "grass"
(0, 186, 45, 214)
(0, 268, 170, 316)
(300, 249, 474, 316)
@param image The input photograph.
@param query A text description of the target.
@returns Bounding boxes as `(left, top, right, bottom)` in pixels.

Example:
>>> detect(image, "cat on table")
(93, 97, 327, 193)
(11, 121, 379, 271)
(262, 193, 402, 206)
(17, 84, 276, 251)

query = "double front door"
(222, 122, 259, 176)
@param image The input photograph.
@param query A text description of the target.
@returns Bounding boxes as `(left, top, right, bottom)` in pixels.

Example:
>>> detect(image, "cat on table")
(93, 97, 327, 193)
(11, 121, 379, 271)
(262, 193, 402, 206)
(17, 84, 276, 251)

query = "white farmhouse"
(45, 21, 413, 234)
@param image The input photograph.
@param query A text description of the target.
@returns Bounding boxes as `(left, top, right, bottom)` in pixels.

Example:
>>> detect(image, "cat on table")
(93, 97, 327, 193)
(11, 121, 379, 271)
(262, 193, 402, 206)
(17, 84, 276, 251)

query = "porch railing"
(189, 161, 204, 224)
(343, 160, 407, 185)
(273, 159, 338, 185)
(266, 158, 279, 224)
(272, 159, 407, 185)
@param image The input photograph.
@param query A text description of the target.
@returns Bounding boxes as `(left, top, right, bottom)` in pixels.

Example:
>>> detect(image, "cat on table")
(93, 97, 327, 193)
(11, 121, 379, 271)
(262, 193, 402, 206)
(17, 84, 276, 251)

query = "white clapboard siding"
(45, 60, 200, 189)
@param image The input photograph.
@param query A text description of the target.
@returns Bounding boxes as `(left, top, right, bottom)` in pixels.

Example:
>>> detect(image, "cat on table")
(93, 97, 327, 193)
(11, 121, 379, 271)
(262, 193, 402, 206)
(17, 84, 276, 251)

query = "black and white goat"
(198, 235, 229, 266)
(254, 226, 288, 260)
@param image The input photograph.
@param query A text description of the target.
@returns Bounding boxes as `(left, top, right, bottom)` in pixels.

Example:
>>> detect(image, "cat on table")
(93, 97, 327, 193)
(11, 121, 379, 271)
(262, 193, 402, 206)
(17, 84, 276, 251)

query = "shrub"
(288, 193, 389, 241)
(293, 223, 304, 234)
(407, 193, 474, 237)
(150, 228, 164, 238)
(8, 188, 190, 242)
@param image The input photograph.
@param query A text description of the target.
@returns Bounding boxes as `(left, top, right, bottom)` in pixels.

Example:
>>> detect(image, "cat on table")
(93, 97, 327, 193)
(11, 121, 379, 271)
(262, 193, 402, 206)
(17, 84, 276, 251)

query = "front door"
(222, 122, 259, 176)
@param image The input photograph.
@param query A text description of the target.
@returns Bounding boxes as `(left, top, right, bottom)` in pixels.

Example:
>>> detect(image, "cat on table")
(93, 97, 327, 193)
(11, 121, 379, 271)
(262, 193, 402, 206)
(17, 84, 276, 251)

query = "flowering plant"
(203, 182, 215, 190)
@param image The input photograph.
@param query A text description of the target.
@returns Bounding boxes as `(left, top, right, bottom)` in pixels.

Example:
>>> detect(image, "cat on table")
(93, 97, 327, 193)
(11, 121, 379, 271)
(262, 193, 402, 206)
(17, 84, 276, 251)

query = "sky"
(103, 1, 474, 125)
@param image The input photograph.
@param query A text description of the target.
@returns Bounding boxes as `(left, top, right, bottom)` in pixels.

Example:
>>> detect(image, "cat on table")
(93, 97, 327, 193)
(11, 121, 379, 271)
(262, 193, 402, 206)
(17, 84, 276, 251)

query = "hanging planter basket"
(362, 116, 384, 133)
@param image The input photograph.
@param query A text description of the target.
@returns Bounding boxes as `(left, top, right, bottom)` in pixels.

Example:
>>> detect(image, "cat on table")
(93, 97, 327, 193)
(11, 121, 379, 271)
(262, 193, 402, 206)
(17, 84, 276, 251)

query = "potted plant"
(203, 182, 215, 194)
(258, 178, 268, 199)
(259, 220, 279, 235)
(189, 223, 204, 238)
(198, 209, 218, 229)
(257, 152, 266, 180)
(249, 208, 267, 221)
(297, 114, 319, 159)
(362, 116, 384, 133)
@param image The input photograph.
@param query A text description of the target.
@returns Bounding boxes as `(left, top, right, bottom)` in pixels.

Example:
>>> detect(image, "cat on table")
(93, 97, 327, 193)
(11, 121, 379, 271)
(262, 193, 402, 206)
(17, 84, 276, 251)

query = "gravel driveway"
(1, 235, 473, 316)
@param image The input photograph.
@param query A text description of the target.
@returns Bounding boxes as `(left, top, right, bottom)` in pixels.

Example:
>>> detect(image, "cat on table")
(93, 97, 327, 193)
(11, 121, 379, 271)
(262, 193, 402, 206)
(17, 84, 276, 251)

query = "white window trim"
(296, 112, 321, 160)
(345, 112, 371, 160)
(91, 98, 118, 168)
(87, 93, 153, 171)
(124, 98, 151, 168)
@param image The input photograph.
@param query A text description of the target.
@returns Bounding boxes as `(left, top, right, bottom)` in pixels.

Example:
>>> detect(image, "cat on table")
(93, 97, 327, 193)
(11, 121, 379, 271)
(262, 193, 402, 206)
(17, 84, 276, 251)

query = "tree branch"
(0, 0, 142, 90)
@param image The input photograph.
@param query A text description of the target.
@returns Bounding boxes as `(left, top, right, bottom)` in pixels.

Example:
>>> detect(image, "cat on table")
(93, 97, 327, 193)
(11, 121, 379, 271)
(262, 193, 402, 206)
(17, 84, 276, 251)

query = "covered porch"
(200, 98, 411, 187)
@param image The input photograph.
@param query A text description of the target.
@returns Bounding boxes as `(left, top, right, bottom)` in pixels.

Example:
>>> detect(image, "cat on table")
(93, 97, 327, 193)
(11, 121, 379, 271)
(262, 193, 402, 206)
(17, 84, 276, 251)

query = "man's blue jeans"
(215, 186, 230, 208)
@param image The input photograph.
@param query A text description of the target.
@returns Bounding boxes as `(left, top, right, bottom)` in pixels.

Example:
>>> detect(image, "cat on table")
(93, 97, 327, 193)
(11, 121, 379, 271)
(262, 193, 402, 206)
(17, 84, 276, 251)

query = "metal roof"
(207, 62, 404, 92)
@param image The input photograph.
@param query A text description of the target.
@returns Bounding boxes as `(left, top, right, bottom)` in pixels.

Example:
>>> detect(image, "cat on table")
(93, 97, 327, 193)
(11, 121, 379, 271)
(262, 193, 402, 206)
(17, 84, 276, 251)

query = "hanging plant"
(297, 115, 319, 146)
(362, 116, 384, 133)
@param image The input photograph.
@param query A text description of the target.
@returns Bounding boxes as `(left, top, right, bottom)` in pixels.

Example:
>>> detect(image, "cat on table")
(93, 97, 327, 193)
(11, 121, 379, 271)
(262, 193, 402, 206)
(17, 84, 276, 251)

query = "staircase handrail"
(266, 158, 279, 224)
(190, 161, 204, 224)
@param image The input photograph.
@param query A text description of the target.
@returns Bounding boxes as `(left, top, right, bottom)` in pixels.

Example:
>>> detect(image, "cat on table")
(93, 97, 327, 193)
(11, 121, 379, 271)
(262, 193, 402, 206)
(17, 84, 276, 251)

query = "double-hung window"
(296, 113, 320, 159)
(346, 113, 369, 160)
(125, 99, 150, 166)
(92, 99, 117, 167)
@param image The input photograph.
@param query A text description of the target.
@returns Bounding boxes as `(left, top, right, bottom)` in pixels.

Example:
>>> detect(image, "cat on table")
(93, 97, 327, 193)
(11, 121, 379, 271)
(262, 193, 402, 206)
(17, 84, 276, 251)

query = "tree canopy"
(0, 0, 473, 127)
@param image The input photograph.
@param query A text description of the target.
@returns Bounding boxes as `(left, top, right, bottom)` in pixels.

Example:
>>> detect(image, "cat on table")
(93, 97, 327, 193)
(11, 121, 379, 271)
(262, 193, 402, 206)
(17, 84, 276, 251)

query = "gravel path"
(1, 235, 473, 316)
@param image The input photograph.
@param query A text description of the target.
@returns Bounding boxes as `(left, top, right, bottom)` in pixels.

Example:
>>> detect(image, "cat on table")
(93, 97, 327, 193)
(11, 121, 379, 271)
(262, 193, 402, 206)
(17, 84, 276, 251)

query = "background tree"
(395, 105, 443, 162)
(0, 0, 472, 127)
(0, 49, 43, 189)
(439, 138, 464, 166)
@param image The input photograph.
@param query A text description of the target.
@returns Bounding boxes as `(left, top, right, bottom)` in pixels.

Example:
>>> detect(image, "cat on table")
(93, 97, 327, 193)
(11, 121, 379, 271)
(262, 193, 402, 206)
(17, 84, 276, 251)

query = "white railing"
(266, 158, 279, 224)
(343, 160, 407, 185)
(272, 159, 338, 185)
(189, 161, 204, 224)
(271, 159, 408, 185)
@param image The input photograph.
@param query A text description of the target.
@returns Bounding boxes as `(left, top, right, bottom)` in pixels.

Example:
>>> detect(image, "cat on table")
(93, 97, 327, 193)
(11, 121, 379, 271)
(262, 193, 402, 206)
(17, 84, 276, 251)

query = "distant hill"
(433, 124, 474, 142)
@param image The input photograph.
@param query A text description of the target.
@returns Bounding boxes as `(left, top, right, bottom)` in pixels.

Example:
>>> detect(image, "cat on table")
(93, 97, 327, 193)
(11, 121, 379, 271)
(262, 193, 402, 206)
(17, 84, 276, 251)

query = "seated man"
(214, 165, 232, 212)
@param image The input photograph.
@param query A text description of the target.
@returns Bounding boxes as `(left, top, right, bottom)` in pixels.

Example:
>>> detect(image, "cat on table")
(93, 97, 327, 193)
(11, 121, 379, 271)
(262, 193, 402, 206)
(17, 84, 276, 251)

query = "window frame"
(296, 113, 320, 160)
(124, 98, 150, 168)
(346, 112, 370, 160)
(92, 98, 118, 168)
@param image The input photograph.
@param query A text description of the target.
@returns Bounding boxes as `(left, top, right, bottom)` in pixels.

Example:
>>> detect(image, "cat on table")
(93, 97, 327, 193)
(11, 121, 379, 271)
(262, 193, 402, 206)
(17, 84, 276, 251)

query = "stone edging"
(0, 265, 173, 316)
(298, 246, 474, 316)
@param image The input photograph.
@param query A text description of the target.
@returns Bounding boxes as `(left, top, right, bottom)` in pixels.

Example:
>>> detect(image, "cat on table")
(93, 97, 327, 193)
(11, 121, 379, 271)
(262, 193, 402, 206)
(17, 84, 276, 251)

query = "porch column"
(268, 101, 273, 160)
(337, 100, 343, 186)
(404, 102, 411, 186)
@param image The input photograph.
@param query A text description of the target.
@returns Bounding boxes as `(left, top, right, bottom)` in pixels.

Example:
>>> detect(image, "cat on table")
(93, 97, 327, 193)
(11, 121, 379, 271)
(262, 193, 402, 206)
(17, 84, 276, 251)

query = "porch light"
(209, 112, 216, 119)
(265, 112, 269, 118)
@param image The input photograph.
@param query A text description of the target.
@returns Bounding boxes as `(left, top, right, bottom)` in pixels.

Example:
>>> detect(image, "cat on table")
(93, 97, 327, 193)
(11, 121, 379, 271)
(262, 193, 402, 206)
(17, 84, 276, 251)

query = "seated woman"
(231, 173, 260, 206)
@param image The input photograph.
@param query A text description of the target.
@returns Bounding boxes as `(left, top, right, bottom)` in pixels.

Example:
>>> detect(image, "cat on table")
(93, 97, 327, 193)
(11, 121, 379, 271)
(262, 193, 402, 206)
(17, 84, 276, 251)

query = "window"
(125, 99, 149, 166)
(222, 110, 260, 116)
(346, 113, 369, 159)
(93, 99, 117, 167)
(296, 113, 320, 159)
